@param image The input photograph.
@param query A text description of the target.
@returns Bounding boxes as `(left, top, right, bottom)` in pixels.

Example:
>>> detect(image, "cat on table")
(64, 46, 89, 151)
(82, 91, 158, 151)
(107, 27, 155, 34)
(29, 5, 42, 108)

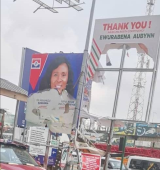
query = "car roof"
(101, 157, 120, 162)
(0, 140, 27, 150)
(129, 156, 160, 162)
(109, 158, 121, 162)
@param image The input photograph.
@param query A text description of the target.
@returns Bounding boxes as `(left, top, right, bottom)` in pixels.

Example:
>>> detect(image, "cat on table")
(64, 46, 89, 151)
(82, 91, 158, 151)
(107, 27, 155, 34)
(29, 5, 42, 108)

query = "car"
(101, 157, 127, 170)
(127, 156, 160, 170)
(0, 139, 45, 170)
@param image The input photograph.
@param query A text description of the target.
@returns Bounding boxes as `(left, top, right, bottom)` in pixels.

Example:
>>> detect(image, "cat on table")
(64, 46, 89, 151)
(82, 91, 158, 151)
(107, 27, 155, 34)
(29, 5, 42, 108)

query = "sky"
(1, 0, 160, 123)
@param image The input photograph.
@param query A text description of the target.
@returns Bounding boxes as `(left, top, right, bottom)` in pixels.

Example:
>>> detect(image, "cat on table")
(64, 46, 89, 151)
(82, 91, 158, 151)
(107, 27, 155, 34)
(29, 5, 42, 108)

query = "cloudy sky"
(1, 0, 160, 123)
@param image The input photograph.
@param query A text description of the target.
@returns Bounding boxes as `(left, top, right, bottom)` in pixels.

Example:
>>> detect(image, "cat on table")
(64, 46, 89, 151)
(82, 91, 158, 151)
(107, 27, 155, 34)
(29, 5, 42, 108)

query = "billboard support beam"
(145, 34, 160, 123)
(104, 44, 126, 170)
(120, 136, 127, 170)
(13, 48, 26, 141)
(72, 0, 96, 130)
(43, 130, 51, 169)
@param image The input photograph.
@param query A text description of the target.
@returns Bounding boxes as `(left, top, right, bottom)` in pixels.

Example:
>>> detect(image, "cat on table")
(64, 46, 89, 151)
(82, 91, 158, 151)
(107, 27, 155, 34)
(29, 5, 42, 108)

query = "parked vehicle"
(114, 157, 128, 166)
(101, 157, 127, 170)
(0, 140, 45, 170)
(127, 156, 160, 170)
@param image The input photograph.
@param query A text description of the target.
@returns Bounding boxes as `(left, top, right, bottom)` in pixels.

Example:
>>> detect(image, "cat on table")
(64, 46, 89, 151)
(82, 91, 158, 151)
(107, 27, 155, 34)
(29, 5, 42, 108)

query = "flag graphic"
(86, 39, 101, 81)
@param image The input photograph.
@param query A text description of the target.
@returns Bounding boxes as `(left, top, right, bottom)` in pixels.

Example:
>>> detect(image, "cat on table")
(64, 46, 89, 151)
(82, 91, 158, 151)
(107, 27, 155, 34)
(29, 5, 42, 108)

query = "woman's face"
(50, 63, 69, 94)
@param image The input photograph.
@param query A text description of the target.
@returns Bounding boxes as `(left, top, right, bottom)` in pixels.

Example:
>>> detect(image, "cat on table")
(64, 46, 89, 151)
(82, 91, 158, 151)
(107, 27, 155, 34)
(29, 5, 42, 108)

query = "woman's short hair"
(39, 56, 74, 96)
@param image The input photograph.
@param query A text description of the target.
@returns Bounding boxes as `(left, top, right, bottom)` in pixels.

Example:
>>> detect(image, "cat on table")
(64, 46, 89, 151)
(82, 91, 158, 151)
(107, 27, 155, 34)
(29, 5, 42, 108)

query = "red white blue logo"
(31, 58, 41, 69)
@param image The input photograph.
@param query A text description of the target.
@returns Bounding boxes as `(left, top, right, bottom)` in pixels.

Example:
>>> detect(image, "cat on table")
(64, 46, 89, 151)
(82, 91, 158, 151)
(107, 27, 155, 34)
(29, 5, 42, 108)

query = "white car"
(127, 156, 160, 170)
(101, 157, 127, 170)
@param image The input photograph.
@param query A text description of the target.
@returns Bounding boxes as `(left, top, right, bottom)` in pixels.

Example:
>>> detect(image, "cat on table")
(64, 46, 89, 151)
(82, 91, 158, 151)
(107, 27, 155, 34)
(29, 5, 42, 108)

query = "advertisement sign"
(83, 79, 92, 111)
(28, 127, 48, 145)
(84, 131, 107, 142)
(34, 145, 58, 165)
(81, 153, 101, 170)
(29, 145, 46, 156)
(93, 15, 160, 60)
(112, 138, 134, 147)
(26, 53, 83, 134)
(50, 139, 59, 147)
(136, 123, 157, 137)
(87, 15, 160, 80)
(113, 122, 158, 137)
(35, 154, 57, 165)
(60, 143, 69, 168)
(113, 122, 136, 136)
(135, 141, 152, 147)
(17, 48, 39, 127)
(14, 127, 24, 142)
(48, 148, 58, 165)
(28, 127, 49, 156)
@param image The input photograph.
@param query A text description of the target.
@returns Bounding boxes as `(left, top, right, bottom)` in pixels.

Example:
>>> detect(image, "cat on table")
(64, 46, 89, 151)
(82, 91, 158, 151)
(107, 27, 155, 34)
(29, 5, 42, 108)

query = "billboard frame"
(13, 48, 26, 140)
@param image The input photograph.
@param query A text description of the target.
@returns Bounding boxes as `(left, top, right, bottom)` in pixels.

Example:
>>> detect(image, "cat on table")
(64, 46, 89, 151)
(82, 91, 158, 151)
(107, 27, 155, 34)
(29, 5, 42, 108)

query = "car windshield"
(110, 160, 126, 169)
(0, 143, 39, 166)
(129, 159, 160, 170)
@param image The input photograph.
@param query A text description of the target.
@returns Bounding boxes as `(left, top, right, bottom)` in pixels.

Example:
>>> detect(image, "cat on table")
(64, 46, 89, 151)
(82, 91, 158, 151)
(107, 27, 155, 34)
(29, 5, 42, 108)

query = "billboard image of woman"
(26, 53, 83, 134)
(39, 56, 74, 96)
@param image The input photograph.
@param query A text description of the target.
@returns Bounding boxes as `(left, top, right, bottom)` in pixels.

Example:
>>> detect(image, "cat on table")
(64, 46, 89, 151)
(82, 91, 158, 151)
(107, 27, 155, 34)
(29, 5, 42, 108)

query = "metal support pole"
(120, 136, 127, 170)
(13, 48, 26, 141)
(104, 45, 126, 170)
(104, 120, 114, 170)
(72, 0, 96, 128)
(44, 130, 51, 169)
(145, 34, 160, 123)
(112, 44, 126, 118)
(52, 0, 55, 7)
(65, 1, 96, 169)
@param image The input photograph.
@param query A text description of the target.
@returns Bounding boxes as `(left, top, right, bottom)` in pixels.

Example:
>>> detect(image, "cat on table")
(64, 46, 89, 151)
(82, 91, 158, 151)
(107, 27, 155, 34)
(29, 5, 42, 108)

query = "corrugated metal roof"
(0, 78, 28, 96)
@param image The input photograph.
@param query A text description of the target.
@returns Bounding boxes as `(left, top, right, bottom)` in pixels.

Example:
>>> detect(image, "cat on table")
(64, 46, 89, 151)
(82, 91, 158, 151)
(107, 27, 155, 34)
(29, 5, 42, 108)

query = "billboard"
(112, 138, 134, 147)
(28, 127, 49, 156)
(113, 122, 136, 136)
(94, 15, 160, 59)
(114, 122, 158, 137)
(17, 48, 39, 127)
(136, 123, 157, 137)
(26, 53, 83, 134)
(81, 153, 101, 170)
(34, 149, 58, 166)
(83, 79, 92, 111)
(87, 15, 160, 80)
